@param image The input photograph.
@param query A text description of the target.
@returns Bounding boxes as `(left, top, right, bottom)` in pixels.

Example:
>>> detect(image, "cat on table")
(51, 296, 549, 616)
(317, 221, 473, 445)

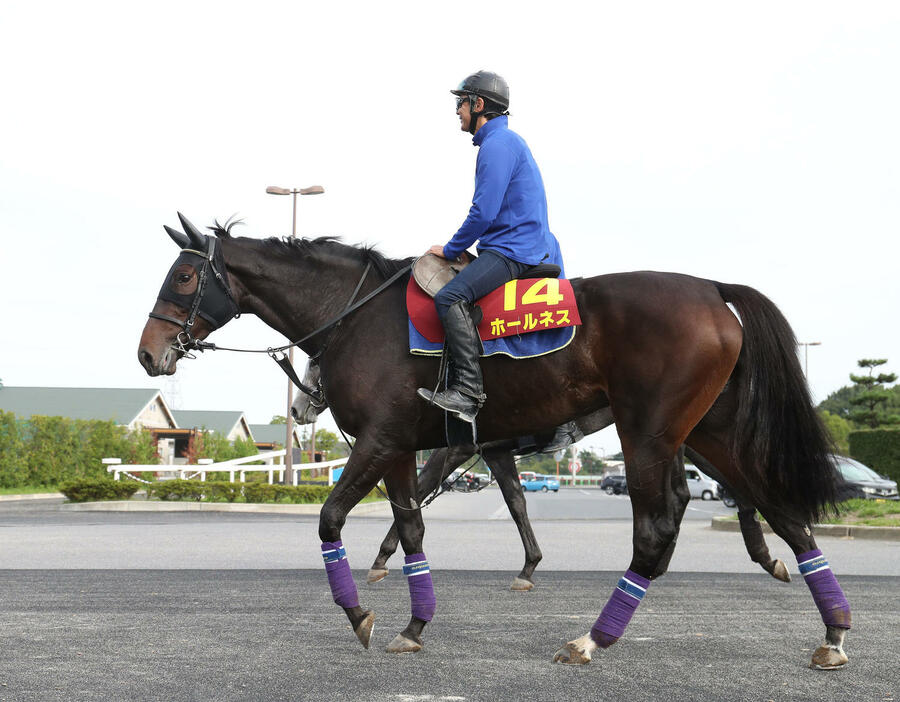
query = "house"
(247, 423, 303, 452)
(171, 410, 252, 442)
(0, 386, 177, 430)
(0, 386, 194, 464)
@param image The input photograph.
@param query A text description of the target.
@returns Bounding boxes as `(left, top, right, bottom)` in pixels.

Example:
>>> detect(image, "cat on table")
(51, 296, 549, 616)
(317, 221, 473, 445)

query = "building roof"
(248, 423, 301, 446)
(0, 386, 173, 427)
(171, 410, 249, 437)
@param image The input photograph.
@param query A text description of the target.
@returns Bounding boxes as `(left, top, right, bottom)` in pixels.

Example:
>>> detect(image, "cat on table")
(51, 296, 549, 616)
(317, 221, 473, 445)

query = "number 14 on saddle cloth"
(407, 276, 581, 358)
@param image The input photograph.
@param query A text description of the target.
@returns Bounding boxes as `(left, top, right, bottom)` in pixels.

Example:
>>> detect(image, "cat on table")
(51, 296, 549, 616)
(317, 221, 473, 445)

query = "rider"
(416, 70, 582, 452)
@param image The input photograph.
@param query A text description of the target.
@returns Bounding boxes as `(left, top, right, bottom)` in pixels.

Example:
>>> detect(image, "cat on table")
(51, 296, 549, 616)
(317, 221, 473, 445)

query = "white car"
(684, 466, 719, 500)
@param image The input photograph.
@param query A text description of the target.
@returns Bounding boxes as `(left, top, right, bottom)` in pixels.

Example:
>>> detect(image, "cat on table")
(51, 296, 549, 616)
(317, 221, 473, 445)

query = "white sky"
(1, 1, 898, 458)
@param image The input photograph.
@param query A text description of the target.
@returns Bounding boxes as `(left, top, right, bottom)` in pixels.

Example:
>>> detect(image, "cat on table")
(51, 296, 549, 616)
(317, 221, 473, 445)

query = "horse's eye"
(170, 264, 198, 293)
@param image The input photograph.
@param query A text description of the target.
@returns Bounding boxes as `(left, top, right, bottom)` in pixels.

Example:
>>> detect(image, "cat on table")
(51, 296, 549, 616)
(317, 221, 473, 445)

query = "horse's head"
(137, 213, 240, 376)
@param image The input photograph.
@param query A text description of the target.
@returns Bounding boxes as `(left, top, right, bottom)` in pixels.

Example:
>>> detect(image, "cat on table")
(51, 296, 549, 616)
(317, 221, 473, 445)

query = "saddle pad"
(407, 277, 580, 358)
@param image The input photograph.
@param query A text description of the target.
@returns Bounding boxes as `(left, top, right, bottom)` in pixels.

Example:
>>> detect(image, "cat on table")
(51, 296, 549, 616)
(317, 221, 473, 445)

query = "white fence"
(553, 474, 607, 487)
(104, 450, 350, 486)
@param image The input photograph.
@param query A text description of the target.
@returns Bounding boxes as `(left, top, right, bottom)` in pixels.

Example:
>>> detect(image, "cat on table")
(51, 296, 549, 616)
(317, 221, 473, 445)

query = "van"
(684, 466, 719, 500)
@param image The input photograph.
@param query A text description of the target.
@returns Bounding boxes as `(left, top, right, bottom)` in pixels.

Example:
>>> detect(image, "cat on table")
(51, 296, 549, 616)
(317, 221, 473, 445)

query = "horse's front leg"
(381, 452, 435, 654)
(318, 437, 399, 650)
(483, 447, 543, 590)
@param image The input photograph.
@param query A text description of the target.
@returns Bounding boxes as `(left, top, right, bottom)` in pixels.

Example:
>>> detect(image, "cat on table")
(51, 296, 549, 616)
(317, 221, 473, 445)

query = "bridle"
(148, 236, 240, 359)
(149, 232, 411, 407)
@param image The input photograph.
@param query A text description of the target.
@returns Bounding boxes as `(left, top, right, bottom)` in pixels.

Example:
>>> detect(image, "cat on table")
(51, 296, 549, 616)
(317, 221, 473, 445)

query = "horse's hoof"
(366, 568, 389, 584)
(771, 558, 791, 583)
(354, 610, 375, 649)
(386, 633, 423, 654)
(552, 642, 592, 665)
(510, 576, 534, 591)
(809, 644, 848, 670)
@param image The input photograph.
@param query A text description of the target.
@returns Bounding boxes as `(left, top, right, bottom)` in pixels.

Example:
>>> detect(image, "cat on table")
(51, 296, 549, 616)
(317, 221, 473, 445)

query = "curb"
(58, 499, 392, 516)
(0, 493, 63, 502)
(710, 516, 900, 542)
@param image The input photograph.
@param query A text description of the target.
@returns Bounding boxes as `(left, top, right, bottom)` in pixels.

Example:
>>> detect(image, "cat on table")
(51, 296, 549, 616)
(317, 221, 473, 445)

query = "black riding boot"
(541, 420, 585, 454)
(417, 301, 486, 423)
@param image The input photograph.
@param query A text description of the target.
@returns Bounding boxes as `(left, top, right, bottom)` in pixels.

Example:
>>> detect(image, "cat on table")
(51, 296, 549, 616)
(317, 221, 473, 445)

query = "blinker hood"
(156, 238, 238, 331)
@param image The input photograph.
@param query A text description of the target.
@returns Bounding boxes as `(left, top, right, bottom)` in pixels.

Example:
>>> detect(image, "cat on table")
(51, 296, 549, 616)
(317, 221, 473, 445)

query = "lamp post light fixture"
(799, 341, 822, 379)
(266, 184, 325, 483)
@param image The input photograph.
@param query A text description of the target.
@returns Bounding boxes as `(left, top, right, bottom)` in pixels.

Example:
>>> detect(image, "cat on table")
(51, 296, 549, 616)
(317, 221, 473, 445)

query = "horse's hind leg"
(555, 429, 688, 665)
(482, 447, 543, 590)
(684, 445, 789, 582)
(736, 501, 790, 582)
(367, 445, 470, 584)
(688, 427, 850, 669)
(756, 509, 851, 669)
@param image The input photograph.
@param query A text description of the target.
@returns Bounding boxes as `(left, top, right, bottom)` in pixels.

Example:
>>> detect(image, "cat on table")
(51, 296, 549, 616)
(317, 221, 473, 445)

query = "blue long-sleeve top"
(443, 116, 564, 272)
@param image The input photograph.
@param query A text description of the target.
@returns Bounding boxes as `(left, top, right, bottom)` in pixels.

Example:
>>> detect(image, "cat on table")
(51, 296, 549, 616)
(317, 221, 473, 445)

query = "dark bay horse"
(138, 215, 849, 669)
(291, 363, 791, 589)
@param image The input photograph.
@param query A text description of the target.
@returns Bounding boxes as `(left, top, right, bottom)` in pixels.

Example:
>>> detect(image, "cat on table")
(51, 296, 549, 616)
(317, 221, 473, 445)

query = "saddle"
(412, 253, 561, 298)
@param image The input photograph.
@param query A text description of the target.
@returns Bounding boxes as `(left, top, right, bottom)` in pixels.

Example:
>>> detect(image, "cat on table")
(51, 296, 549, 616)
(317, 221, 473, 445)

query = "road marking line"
(488, 505, 509, 520)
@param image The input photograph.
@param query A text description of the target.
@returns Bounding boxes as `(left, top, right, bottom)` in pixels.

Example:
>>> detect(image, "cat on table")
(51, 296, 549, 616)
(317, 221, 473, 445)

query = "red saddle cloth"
(406, 276, 581, 344)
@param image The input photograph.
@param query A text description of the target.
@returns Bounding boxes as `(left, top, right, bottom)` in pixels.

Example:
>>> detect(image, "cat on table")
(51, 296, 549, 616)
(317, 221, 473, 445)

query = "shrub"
(849, 429, 900, 482)
(59, 478, 140, 502)
(147, 479, 207, 501)
(0, 411, 27, 488)
(0, 414, 159, 489)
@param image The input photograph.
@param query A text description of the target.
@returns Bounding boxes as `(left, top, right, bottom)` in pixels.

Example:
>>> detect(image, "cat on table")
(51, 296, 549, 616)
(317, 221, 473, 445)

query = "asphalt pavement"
(0, 490, 897, 701)
(1, 570, 896, 702)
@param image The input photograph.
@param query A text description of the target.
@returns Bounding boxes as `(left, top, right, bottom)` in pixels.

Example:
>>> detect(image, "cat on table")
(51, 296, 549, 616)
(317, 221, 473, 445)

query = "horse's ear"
(164, 225, 190, 248)
(177, 212, 207, 250)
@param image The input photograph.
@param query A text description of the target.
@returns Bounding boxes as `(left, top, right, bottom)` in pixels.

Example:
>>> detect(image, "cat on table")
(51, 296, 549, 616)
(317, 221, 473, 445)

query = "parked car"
(716, 483, 737, 508)
(452, 472, 479, 492)
(835, 456, 899, 501)
(600, 474, 628, 495)
(521, 475, 560, 492)
(684, 467, 719, 500)
(472, 472, 493, 487)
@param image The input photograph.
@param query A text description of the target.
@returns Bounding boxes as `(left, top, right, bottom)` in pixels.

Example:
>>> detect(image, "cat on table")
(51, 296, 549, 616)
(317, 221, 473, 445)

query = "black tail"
(714, 282, 839, 525)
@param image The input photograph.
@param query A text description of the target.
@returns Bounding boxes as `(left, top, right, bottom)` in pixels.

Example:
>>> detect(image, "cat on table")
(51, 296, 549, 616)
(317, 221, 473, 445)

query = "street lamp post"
(799, 341, 822, 379)
(266, 184, 325, 483)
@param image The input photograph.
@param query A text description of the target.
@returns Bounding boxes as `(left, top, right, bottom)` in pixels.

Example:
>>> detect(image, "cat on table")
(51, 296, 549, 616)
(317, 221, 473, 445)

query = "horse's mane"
(208, 218, 413, 279)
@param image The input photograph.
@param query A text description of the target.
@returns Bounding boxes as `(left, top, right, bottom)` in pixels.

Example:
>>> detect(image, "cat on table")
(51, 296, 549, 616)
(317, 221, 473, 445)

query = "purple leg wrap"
(321, 541, 359, 609)
(590, 569, 651, 648)
(797, 549, 851, 629)
(403, 553, 436, 622)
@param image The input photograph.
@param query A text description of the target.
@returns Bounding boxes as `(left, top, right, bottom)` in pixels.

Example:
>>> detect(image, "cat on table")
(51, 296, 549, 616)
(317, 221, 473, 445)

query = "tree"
(314, 428, 338, 459)
(577, 448, 605, 474)
(819, 410, 852, 455)
(848, 359, 900, 429)
(270, 415, 287, 425)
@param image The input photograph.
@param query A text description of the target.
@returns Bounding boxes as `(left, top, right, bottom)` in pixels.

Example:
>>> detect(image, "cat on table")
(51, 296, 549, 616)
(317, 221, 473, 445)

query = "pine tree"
(848, 359, 900, 429)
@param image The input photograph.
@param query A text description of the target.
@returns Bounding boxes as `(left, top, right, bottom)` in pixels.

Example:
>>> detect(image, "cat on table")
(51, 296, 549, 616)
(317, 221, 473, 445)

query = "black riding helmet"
(451, 70, 510, 134)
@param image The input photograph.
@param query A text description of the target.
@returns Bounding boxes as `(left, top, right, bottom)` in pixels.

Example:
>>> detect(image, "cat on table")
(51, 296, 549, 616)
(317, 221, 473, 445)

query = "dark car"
(835, 456, 899, 501)
(600, 474, 628, 495)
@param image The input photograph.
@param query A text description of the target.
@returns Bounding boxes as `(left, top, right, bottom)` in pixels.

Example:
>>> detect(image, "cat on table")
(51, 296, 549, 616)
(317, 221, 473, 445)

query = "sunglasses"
(455, 95, 470, 110)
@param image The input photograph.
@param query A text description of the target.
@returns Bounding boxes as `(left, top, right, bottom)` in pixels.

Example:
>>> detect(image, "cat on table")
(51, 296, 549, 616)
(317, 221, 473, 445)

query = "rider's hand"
(427, 245, 447, 258)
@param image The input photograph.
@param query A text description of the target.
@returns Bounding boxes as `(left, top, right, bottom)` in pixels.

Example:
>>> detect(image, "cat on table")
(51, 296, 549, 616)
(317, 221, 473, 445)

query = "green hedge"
(145, 479, 338, 504)
(0, 411, 159, 488)
(58, 478, 381, 505)
(147, 480, 243, 502)
(849, 429, 900, 482)
(242, 482, 334, 504)
(59, 478, 140, 502)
